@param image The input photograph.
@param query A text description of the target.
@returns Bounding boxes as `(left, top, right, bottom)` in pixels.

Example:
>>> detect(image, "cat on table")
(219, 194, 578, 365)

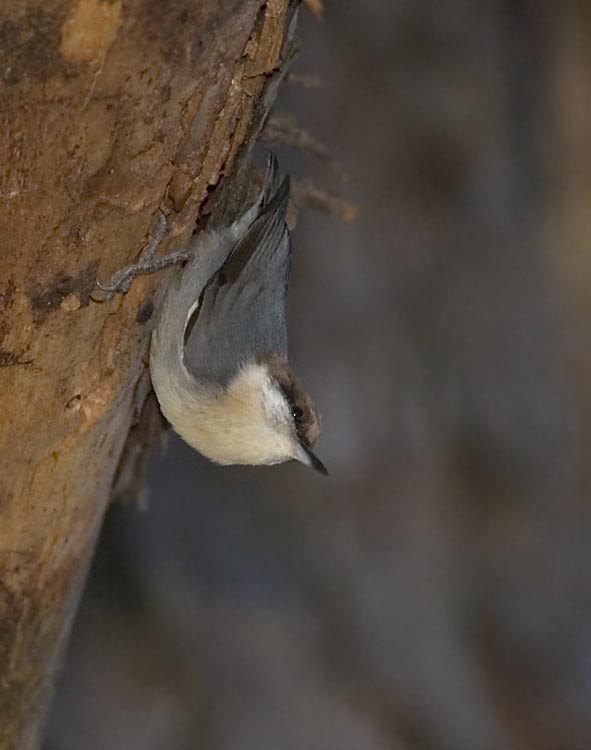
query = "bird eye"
(292, 406, 304, 422)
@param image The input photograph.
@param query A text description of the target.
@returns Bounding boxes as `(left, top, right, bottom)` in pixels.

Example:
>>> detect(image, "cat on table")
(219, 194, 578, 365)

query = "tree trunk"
(0, 1, 297, 746)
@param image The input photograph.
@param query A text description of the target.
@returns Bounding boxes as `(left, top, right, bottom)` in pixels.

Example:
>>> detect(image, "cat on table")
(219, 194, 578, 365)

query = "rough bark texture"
(0, 1, 297, 747)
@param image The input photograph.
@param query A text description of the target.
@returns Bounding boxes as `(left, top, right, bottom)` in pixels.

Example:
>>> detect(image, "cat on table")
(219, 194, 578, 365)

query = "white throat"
(154, 361, 297, 466)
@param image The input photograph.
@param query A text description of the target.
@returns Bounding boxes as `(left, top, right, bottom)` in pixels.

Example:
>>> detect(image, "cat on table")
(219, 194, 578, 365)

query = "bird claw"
(91, 210, 170, 304)
(92, 271, 133, 303)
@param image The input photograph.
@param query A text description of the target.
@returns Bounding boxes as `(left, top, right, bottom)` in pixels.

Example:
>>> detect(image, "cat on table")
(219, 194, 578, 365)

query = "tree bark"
(0, 1, 297, 746)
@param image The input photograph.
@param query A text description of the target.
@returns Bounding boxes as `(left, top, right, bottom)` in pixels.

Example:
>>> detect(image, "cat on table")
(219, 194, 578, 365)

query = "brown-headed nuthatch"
(97, 155, 327, 474)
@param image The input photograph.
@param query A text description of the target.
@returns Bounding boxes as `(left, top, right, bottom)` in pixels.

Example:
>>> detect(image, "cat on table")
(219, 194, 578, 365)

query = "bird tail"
(261, 151, 282, 208)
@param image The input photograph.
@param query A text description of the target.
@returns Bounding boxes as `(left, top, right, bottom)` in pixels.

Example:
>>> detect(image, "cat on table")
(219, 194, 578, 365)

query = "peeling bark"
(0, 1, 297, 746)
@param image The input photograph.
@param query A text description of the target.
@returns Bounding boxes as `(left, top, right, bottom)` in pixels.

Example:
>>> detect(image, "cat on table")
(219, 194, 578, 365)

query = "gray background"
(47, 2, 591, 748)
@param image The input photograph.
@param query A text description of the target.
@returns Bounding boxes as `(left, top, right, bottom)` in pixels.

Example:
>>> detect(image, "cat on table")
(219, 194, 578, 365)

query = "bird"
(98, 155, 327, 474)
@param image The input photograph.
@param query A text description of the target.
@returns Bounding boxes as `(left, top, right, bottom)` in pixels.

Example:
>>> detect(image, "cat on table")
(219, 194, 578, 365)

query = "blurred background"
(46, 1, 591, 748)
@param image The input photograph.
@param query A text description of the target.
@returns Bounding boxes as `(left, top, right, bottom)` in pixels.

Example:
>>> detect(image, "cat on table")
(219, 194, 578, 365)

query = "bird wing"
(183, 176, 291, 385)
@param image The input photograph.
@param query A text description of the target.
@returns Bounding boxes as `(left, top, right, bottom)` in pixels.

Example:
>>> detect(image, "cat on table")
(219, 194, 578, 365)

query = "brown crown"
(260, 354, 321, 448)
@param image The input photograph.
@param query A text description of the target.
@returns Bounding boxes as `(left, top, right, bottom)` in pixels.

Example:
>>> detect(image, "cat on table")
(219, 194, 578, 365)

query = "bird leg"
(94, 211, 192, 302)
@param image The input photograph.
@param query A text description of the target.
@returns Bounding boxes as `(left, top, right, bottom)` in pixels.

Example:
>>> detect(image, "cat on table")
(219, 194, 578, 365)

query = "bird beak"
(295, 443, 329, 475)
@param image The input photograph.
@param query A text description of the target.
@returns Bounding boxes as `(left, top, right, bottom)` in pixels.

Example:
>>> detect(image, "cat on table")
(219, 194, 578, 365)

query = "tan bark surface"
(0, 1, 297, 746)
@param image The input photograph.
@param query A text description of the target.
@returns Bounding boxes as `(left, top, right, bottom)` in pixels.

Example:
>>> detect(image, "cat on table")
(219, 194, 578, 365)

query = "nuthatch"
(97, 156, 327, 474)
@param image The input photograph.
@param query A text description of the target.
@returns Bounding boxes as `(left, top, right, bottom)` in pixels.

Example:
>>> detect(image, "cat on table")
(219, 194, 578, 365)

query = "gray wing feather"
(184, 175, 291, 384)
